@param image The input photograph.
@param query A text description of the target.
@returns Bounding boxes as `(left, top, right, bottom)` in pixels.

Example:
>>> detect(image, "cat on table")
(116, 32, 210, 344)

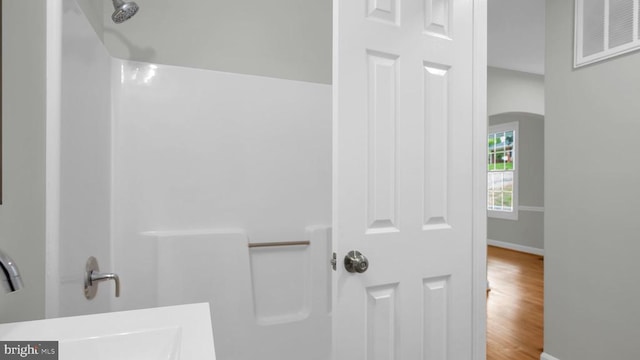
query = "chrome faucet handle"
(90, 271, 120, 297)
(84, 256, 120, 299)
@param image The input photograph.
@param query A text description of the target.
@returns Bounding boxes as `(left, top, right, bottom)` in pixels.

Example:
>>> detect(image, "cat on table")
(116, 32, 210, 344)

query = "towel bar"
(248, 241, 310, 248)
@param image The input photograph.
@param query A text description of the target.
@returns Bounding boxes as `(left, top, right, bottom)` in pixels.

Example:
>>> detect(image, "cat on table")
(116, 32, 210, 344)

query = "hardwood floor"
(487, 246, 544, 360)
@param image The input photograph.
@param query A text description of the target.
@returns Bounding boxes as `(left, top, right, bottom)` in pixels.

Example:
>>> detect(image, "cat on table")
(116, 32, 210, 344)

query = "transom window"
(488, 122, 518, 220)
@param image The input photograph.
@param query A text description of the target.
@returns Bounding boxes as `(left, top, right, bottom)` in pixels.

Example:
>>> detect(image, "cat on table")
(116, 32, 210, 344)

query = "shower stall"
(48, 1, 331, 359)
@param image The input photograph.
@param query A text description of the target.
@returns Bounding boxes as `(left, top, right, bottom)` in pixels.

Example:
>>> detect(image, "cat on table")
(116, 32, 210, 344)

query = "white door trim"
(541, 352, 562, 360)
(472, 0, 488, 359)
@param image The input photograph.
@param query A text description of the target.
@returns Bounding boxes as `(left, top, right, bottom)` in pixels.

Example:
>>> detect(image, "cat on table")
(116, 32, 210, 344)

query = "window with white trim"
(487, 122, 518, 220)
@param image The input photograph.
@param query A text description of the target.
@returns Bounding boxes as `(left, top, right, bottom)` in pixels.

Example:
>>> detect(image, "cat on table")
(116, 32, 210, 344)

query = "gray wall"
(0, 0, 47, 322)
(75, 0, 104, 40)
(488, 112, 544, 251)
(94, 0, 332, 84)
(545, 0, 640, 359)
(488, 67, 544, 116)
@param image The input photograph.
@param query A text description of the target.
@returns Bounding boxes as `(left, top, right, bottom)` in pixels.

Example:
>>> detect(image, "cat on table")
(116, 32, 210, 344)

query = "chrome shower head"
(111, 0, 139, 24)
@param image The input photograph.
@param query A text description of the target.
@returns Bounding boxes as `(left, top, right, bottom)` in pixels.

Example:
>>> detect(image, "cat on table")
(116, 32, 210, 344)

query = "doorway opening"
(486, 0, 545, 358)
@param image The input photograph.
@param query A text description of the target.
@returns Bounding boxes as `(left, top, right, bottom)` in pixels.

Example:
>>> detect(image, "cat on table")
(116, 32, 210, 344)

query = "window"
(488, 122, 518, 220)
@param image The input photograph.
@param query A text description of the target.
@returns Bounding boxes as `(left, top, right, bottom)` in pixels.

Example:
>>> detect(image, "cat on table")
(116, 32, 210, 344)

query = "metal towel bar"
(248, 240, 310, 248)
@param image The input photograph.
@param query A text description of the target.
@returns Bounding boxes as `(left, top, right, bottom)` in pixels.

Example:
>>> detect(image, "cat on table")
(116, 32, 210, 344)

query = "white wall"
(139, 227, 332, 360)
(111, 62, 331, 306)
(545, 0, 640, 359)
(54, 0, 113, 317)
(111, 63, 331, 284)
(110, 54, 332, 360)
(101, 0, 332, 84)
(0, 0, 47, 323)
(488, 67, 544, 116)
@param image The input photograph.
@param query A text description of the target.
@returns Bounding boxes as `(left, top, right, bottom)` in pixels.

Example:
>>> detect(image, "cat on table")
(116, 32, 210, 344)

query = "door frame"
(471, 0, 488, 359)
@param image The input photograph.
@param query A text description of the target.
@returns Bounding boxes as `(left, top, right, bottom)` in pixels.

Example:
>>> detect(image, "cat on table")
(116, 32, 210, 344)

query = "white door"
(332, 0, 480, 359)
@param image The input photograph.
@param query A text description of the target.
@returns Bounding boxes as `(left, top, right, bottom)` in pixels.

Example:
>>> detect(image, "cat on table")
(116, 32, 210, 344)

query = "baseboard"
(487, 239, 544, 256)
(519, 205, 545, 212)
(540, 352, 560, 360)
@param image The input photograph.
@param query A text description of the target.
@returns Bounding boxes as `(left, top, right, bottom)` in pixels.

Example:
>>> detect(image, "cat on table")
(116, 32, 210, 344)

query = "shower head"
(111, 0, 139, 24)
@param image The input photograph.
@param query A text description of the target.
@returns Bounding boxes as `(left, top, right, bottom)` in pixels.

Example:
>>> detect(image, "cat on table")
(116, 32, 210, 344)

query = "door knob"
(344, 250, 369, 273)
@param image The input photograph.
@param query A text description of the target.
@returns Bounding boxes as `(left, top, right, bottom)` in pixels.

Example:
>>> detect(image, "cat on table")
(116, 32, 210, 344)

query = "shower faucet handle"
(84, 256, 121, 299)
(90, 271, 120, 297)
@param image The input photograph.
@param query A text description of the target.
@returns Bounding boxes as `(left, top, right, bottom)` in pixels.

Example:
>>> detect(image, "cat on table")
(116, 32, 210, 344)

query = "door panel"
(333, 0, 476, 359)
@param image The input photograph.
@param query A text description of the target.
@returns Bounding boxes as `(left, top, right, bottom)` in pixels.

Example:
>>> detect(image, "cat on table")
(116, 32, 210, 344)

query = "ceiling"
(488, 0, 546, 74)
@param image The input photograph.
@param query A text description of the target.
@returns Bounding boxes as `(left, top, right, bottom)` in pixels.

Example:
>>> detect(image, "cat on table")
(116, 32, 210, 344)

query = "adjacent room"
(485, 0, 545, 358)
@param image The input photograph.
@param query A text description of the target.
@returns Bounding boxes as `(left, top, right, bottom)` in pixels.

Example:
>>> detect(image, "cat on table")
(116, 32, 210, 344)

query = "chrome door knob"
(344, 250, 369, 273)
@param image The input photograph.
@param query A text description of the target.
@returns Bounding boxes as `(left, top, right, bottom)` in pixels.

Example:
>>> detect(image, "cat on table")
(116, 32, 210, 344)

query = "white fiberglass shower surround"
(44, 0, 487, 359)
(47, 1, 331, 359)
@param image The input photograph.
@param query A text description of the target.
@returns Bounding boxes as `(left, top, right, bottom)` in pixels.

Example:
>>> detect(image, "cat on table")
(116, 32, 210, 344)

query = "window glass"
(487, 125, 517, 218)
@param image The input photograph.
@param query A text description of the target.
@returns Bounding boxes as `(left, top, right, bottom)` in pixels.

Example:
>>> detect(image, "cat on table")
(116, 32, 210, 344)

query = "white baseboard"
(519, 205, 545, 212)
(540, 352, 560, 360)
(487, 239, 544, 256)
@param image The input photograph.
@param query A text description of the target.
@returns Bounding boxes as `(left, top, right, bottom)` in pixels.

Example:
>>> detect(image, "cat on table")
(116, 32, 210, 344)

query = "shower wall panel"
(110, 55, 332, 360)
(111, 58, 331, 310)
(57, 0, 113, 317)
(60, 3, 332, 352)
(139, 227, 331, 360)
(111, 60, 331, 255)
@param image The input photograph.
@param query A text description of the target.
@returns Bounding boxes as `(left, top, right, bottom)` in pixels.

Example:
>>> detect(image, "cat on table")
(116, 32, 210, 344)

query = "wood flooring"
(487, 246, 544, 360)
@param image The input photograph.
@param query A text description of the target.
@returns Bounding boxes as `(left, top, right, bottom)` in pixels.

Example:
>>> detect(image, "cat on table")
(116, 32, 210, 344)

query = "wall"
(101, 0, 332, 84)
(0, 0, 47, 322)
(545, 0, 640, 359)
(488, 66, 544, 116)
(138, 227, 331, 360)
(75, 0, 104, 40)
(110, 61, 331, 306)
(110, 57, 332, 360)
(111, 61, 331, 275)
(55, 0, 113, 317)
(487, 112, 544, 252)
(487, 0, 545, 74)
(487, 68, 545, 253)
